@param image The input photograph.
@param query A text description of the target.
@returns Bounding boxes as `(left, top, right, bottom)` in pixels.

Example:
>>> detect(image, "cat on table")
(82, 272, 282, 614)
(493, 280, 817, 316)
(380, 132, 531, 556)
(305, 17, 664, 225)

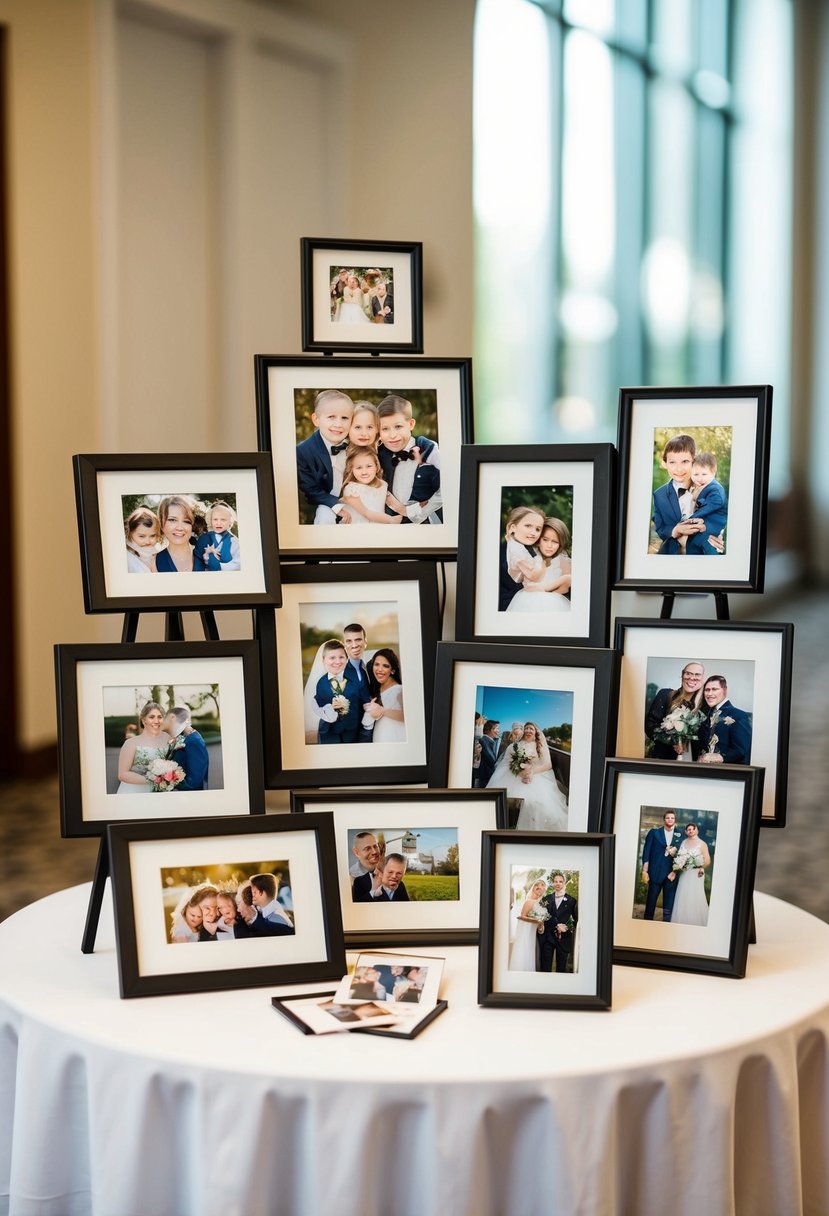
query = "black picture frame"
(257, 561, 440, 789)
(55, 640, 265, 837)
(614, 384, 772, 592)
(599, 757, 763, 978)
(254, 354, 473, 559)
(300, 237, 423, 353)
(73, 452, 281, 613)
(108, 812, 346, 998)
(427, 642, 620, 832)
(291, 787, 509, 947)
(478, 830, 614, 1010)
(271, 991, 449, 1039)
(614, 617, 793, 826)
(454, 443, 614, 647)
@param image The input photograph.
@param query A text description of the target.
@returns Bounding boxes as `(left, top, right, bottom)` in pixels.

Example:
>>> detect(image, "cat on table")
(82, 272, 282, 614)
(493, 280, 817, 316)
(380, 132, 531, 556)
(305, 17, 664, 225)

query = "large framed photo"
(600, 758, 763, 978)
(73, 453, 280, 612)
(478, 830, 614, 1010)
(255, 355, 472, 559)
(615, 385, 772, 592)
(107, 813, 345, 998)
(291, 788, 508, 947)
(455, 444, 614, 647)
(428, 642, 619, 832)
(300, 237, 423, 353)
(614, 618, 793, 825)
(56, 641, 264, 837)
(258, 562, 440, 788)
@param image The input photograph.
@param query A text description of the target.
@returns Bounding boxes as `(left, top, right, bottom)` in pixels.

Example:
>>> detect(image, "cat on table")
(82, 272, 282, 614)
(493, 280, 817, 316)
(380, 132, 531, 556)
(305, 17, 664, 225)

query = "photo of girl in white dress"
(498, 486, 574, 614)
(339, 447, 402, 525)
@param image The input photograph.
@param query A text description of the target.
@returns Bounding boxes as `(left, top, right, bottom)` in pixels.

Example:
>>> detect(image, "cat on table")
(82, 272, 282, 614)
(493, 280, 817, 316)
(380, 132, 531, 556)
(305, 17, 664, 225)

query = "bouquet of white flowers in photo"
(329, 679, 351, 717)
(673, 850, 703, 874)
(652, 705, 705, 747)
(145, 757, 187, 792)
(508, 743, 532, 778)
(526, 902, 550, 924)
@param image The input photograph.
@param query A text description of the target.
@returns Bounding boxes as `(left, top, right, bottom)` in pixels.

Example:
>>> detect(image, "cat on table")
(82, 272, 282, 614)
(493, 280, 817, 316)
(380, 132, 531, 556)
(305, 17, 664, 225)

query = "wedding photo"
(120, 491, 241, 574)
(649, 425, 733, 557)
(643, 656, 754, 765)
(345, 826, 460, 903)
(471, 685, 573, 830)
(508, 866, 579, 974)
(329, 265, 395, 325)
(160, 861, 294, 944)
(102, 684, 224, 794)
(498, 485, 573, 614)
(633, 807, 719, 925)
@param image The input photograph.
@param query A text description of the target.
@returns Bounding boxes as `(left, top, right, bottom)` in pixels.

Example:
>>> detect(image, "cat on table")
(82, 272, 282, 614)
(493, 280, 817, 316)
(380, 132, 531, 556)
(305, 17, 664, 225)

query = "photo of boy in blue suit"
(686, 452, 728, 555)
(377, 394, 442, 525)
(313, 639, 373, 744)
(295, 389, 355, 524)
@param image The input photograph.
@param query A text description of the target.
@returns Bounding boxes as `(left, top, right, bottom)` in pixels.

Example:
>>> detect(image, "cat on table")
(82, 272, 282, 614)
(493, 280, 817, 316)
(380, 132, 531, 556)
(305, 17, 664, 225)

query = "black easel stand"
(120, 609, 220, 643)
(82, 834, 110, 954)
(660, 592, 730, 620)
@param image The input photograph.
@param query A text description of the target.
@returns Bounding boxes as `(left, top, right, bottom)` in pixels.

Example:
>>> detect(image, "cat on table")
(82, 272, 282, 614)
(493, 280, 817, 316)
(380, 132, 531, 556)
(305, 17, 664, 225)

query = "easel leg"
(81, 834, 110, 954)
(200, 610, 219, 641)
(121, 612, 140, 643)
(165, 611, 185, 642)
(748, 898, 757, 945)
(659, 593, 675, 619)
(714, 593, 731, 621)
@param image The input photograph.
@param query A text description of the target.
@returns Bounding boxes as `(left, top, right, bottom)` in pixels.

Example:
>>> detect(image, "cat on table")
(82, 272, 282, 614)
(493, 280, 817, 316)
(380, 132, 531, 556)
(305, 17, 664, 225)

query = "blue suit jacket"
(642, 825, 685, 883)
(686, 479, 728, 554)
(352, 872, 410, 902)
(194, 530, 236, 570)
(697, 700, 752, 763)
(315, 666, 372, 740)
(296, 430, 338, 510)
(652, 481, 686, 554)
(378, 436, 441, 509)
(175, 731, 209, 791)
(478, 734, 499, 786)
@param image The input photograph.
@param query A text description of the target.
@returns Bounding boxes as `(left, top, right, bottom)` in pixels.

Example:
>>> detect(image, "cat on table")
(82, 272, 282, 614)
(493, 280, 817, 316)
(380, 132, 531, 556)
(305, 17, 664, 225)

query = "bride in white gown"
(365, 648, 406, 743)
(338, 275, 371, 324)
(486, 722, 568, 830)
(509, 878, 547, 971)
(670, 823, 711, 926)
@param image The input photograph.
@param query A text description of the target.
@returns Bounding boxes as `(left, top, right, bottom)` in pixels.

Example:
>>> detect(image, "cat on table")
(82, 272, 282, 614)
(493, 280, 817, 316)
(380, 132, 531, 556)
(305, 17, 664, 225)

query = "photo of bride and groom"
(329, 266, 394, 326)
(635, 807, 718, 926)
(300, 603, 406, 747)
(103, 684, 223, 795)
(162, 863, 294, 944)
(508, 866, 579, 974)
(470, 686, 573, 831)
(498, 485, 574, 614)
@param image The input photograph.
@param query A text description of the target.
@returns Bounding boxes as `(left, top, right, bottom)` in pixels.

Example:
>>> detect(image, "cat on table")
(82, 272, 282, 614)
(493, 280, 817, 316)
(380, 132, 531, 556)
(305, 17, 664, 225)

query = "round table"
(2, 886, 829, 1216)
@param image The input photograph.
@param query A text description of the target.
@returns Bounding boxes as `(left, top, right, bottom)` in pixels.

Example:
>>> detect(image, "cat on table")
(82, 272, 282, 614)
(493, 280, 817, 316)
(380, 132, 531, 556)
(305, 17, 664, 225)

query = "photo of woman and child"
(122, 492, 240, 574)
(498, 488, 574, 614)
(163, 864, 294, 944)
(649, 427, 732, 556)
(329, 266, 394, 325)
(103, 685, 222, 794)
(294, 388, 440, 527)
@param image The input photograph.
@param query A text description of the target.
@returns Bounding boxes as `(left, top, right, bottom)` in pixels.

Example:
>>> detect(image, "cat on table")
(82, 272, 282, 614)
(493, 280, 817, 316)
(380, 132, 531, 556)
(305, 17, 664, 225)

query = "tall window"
(474, 0, 793, 498)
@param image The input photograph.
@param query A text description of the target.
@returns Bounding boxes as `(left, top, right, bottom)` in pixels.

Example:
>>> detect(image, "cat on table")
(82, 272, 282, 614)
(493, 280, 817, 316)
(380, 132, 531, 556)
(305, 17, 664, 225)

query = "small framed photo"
(271, 990, 448, 1039)
(257, 562, 440, 788)
(428, 642, 620, 832)
(255, 355, 472, 559)
(55, 641, 264, 837)
(455, 444, 614, 646)
(615, 385, 772, 592)
(107, 813, 345, 998)
(300, 237, 423, 353)
(73, 453, 281, 612)
(291, 788, 509, 947)
(478, 830, 614, 1010)
(600, 758, 763, 977)
(614, 618, 794, 825)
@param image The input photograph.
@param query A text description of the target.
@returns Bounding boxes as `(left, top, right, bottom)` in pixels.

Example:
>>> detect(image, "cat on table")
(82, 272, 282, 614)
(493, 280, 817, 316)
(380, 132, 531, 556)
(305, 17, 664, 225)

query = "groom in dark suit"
(163, 707, 209, 791)
(476, 720, 501, 787)
(539, 872, 578, 972)
(697, 676, 752, 764)
(641, 810, 684, 920)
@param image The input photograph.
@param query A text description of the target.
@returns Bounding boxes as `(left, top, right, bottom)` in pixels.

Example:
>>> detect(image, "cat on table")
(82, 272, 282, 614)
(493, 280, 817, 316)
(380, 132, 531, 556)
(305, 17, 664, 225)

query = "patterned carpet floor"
(1, 586, 826, 925)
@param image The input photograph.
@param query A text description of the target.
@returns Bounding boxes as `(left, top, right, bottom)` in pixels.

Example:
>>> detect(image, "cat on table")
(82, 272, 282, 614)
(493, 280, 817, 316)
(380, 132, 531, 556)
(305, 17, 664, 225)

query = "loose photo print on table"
(56, 641, 264, 837)
(478, 831, 614, 1010)
(258, 563, 439, 788)
(429, 642, 619, 832)
(291, 788, 507, 946)
(108, 813, 345, 998)
(300, 237, 422, 353)
(615, 619, 793, 824)
(332, 951, 444, 1010)
(73, 453, 280, 612)
(615, 385, 772, 592)
(255, 356, 471, 557)
(455, 444, 613, 647)
(600, 759, 763, 978)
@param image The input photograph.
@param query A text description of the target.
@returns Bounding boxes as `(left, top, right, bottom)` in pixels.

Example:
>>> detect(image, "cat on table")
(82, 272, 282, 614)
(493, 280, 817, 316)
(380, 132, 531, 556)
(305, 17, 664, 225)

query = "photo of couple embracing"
(509, 867, 579, 974)
(103, 684, 222, 794)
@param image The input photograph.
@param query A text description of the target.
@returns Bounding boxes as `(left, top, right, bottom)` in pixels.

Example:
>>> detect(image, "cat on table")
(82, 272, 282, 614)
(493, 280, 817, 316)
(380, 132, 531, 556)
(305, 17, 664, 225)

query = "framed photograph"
(615, 385, 772, 592)
(73, 453, 280, 613)
(428, 642, 620, 832)
(255, 355, 472, 558)
(271, 990, 449, 1039)
(455, 443, 614, 646)
(291, 788, 508, 947)
(257, 562, 440, 788)
(599, 758, 763, 977)
(55, 641, 264, 837)
(478, 830, 614, 1010)
(107, 813, 345, 998)
(614, 618, 794, 825)
(300, 237, 423, 353)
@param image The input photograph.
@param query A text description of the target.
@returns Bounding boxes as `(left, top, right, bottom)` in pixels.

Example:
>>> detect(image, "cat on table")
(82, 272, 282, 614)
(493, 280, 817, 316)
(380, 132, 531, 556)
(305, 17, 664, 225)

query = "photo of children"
(634, 806, 718, 925)
(347, 963, 429, 1004)
(497, 485, 573, 613)
(161, 861, 294, 944)
(346, 827, 459, 902)
(508, 866, 579, 974)
(298, 601, 404, 746)
(470, 686, 573, 830)
(121, 492, 240, 574)
(643, 656, 754, 765)
(103, 684, 223, 794)
(293, 387, 440, 526)
(329, 265, 394, 325)
(649, 427, 732, 555)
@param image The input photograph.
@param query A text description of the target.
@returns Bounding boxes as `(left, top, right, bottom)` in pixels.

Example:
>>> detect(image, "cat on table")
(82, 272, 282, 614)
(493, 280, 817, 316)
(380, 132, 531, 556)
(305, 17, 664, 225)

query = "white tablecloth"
(2, 886, 829, 1216)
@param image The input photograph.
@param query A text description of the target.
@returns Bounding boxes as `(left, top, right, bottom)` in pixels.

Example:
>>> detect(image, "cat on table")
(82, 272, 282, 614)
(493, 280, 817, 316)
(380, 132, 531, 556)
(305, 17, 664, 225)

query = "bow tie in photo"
(391, 449, 415, 465)
(330, 442, 348, 455)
